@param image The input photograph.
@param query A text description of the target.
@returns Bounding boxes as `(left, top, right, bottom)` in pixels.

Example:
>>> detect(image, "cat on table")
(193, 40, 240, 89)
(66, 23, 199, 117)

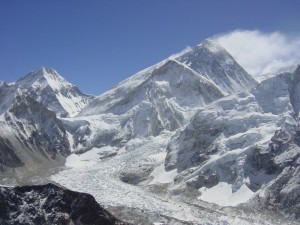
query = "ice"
(51, 131, 293, 224)
(149, 162, 178, 185)
(53, 133, 257, 224)
(52, 133, 179, 214)
(65, 154, 83, 168)
(138, 150, 179, 185)
(198, 182, 255, 206)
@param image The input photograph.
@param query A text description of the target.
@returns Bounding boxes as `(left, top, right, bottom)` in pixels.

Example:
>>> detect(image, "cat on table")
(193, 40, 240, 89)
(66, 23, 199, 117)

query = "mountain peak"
(197, 39, 225, 53)
(198, 39, 216, 46)
(36, 66, 59, 76)
(176, 40, 257, 95)
(16, 67, 66, 89)
(180, 39, 234, 66)
(15, 67, 94, 117)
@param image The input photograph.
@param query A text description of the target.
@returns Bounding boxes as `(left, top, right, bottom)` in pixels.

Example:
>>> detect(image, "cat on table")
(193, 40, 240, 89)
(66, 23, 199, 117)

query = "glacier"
(0, 39, 299, 224)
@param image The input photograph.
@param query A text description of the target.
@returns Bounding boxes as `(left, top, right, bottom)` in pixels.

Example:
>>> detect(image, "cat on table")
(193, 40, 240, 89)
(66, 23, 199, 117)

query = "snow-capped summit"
(69, 59, 225, 152)
(197, 39, 225, 52)
(80, 59, 223, 116)
(79, 40, 257, 117)
(177, 39, 257, 94)
(72, 42, 259, 152)
(16, 67, 94, 117)
(18, 67, 59, 82)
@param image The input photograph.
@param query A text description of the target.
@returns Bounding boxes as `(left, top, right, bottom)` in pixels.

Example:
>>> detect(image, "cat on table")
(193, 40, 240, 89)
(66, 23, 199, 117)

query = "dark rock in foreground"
(0, 183, 126, 225)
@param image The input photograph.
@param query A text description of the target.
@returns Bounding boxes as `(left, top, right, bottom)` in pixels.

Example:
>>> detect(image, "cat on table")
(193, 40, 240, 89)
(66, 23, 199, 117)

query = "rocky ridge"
(0, 183, 126, 225)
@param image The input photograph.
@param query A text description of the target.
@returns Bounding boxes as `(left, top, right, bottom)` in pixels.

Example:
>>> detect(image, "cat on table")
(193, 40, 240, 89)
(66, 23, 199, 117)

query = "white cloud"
(212, 30, 300, 82)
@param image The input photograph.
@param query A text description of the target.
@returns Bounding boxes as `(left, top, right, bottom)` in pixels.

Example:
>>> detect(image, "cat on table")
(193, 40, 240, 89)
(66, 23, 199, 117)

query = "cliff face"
(0, 183, 126, 225)
(0, 83, 70, 173)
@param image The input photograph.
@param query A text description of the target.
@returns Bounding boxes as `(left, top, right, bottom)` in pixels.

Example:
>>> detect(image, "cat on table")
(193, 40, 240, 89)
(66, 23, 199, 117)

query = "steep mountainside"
(0, 83, 70, 172)
(79, 59, 223, 116)
(0, 183, 126, 225)
(0, 67, 93, 172)
(16, 67, 94, 117)
(67, 59, 224, 153)
(177, 40, 257, 95)
(70, 40, 256, 153)
(164, 66, 300, 218)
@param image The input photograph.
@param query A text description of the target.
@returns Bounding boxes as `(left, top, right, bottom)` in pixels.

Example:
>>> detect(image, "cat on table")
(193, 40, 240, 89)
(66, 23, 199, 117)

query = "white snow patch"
(66, 132, 75, 152)
(65, 154, 83, 168)
(149, 164, 177, 185)
(198, 182, 255, 206)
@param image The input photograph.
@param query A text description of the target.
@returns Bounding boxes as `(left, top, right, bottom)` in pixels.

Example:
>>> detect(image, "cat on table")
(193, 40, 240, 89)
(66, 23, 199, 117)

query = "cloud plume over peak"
(213, 30, 300, 82)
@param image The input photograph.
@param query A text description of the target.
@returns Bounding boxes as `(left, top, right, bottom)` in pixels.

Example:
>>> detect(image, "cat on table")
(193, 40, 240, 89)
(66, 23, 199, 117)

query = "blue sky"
(0, 0, 299, 95)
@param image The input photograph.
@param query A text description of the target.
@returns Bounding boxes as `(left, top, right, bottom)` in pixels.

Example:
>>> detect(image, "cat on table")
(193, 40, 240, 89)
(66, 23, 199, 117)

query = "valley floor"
(0, 133, 297, 225)
(48, 132, 297, 225)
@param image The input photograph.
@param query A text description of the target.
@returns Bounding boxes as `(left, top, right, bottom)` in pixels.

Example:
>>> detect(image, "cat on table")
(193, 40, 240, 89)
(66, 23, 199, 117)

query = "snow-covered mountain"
(0, 68, 93, 172)
(164, 65, 300, 218)
(0, 39, 299, 224)
(69, 40, 256, 153)
(70, 58, 225, 152)
(177, 40, 257, 95)
(16, 67, 94, 117)
(0, 82, 70, 173)
(81, 40, 256, 116)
